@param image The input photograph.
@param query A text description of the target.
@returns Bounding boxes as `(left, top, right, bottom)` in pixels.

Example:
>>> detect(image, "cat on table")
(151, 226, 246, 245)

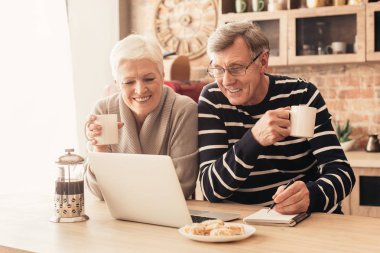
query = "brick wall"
(270, 63, 380, 149)
(128, 0, 380, 150)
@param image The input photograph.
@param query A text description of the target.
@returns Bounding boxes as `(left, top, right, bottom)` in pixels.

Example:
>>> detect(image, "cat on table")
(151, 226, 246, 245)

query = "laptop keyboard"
(191, 215, 216, 223)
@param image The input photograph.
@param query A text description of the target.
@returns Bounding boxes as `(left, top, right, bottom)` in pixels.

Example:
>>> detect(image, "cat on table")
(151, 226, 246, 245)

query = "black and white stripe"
(198, 74, 355, 213)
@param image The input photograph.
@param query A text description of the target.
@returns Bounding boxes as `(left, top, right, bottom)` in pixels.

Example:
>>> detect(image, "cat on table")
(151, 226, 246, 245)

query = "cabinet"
(341, 151, 380, 218)
(366, 2, 380, 61)
(343, 167, 380, 218)
(288, 5, 365, 65)
(218, 0, 378, 66)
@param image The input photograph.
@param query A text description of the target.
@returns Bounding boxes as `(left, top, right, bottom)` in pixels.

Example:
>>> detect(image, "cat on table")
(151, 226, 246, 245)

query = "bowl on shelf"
(341, 139, 356, 152)
(306, 0, 325, 8)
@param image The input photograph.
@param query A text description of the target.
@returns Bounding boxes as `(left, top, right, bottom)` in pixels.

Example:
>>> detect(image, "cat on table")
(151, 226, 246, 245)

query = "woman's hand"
(85, 114, 124, 152)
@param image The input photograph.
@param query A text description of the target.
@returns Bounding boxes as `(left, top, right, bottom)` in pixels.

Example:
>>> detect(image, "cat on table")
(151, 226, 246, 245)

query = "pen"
(267, 179, 295, 213)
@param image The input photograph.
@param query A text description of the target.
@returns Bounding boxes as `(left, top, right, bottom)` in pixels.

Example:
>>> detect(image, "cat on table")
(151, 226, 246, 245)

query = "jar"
(301, 44, 316, 55)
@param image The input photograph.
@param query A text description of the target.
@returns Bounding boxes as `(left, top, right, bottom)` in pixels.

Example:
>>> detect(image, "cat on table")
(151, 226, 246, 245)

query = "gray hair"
(207, 21, 269, 60)
(110, 34, 163, 80)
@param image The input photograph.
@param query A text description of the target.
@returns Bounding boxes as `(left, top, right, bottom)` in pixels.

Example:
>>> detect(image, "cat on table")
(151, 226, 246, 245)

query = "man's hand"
(251, 107, 291, 146)
(272, 181, 310, 214)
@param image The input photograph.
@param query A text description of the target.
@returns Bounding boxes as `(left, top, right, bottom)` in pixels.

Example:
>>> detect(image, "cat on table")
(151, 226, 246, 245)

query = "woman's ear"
(115, 79, 122, 90)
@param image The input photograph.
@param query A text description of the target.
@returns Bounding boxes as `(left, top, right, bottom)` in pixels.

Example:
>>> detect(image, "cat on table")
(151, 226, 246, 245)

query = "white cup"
(326, 42, 347, 54)
(94, 114, 119, 145)
(290, 106, 317, 138)
(268, 2, 283, 12)
(252, 0, 264, 12)
(235, 0, 247, 13)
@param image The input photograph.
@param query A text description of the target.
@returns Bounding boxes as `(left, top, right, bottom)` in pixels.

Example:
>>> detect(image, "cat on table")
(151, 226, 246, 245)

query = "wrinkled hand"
(85, 114, 123, 152)
(251, 107, 291, 146)
(272, 181, 310, 214)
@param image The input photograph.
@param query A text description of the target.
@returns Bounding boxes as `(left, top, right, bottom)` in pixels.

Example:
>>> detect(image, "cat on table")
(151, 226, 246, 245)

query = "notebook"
(88, 152, 240, 228)
(243, 208, 310, 227)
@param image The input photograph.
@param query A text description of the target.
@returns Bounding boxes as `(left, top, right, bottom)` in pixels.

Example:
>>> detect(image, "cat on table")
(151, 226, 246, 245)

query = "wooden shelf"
(288, 4, 366, 65)
(218, 0, 377, 66)
(220, 11, 287, 66)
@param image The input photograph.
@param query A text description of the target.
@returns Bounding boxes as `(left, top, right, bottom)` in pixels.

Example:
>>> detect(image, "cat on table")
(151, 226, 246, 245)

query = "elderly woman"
(85, 34, 198, 200)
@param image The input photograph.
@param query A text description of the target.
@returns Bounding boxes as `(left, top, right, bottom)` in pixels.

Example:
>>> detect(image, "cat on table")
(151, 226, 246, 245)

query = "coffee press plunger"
(50, 148, 89, 222)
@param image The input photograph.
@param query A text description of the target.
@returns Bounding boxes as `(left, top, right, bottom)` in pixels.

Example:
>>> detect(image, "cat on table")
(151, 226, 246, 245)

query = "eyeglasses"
(207, 51, 263, 79)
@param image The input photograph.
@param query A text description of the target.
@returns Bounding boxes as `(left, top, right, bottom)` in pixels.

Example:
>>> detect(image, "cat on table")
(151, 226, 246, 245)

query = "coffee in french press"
(50, 148, 89, 223)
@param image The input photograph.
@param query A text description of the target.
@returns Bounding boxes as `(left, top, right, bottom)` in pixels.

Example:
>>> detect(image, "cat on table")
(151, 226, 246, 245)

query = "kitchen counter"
(345, 151, 380, 168)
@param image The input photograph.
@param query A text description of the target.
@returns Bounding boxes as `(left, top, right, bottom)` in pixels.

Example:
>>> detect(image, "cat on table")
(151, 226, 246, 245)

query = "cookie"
(183, 223, 205, 235)
(209, 227, 234, 236)
(223, 224, 245, 235)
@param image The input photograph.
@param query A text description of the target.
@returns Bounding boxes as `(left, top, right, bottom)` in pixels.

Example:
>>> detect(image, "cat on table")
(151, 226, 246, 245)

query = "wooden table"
(1, 193, 379, 253)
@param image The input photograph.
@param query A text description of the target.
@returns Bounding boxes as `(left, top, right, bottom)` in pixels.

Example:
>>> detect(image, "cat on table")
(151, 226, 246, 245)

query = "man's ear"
(259, 52, 269, 73)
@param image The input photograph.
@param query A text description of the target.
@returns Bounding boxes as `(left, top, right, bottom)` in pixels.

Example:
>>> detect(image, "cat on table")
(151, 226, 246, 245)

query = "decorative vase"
(341, 139, 356, 152)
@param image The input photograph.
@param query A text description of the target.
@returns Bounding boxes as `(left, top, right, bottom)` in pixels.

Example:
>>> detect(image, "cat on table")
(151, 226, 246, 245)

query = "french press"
(50, 148, 89, 223)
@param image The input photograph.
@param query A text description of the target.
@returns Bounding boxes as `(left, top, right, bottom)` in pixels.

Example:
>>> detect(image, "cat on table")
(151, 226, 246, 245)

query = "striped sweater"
(198, 74, 355, 213)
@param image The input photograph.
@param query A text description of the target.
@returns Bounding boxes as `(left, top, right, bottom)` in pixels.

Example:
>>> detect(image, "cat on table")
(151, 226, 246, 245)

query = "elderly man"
(198, 21, 355, 214)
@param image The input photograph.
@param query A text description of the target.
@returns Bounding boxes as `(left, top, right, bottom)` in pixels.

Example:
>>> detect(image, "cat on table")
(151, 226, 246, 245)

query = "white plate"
(178, 222, 256, 242)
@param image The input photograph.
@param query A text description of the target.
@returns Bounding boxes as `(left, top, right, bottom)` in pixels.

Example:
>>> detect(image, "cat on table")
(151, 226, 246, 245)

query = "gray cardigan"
(86, 86, 199, 200)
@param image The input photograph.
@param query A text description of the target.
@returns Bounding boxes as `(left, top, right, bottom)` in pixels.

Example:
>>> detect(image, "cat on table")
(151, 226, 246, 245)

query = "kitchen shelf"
(218, 0, 377, 66)
(288, 4, 366, 65)
(220, 11, 287, 66)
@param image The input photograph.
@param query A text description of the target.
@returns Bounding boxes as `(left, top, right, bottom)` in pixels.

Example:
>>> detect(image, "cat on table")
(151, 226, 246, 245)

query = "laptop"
(88, 152, 240, 228)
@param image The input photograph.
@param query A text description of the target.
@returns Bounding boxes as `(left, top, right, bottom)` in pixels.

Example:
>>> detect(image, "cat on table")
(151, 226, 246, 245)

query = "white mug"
(252, 0, 264, 12)
(94, 114, 119, 145)
(268, 3, 283, 11)
(290, 106, 317, 138)
(235, 0, 247, 13)
(326, 42, 347, 54)
(267, 1, 283, 12)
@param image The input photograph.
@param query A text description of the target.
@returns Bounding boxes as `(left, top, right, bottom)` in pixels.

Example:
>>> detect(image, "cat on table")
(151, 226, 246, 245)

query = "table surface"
(1, 193, 380, 253)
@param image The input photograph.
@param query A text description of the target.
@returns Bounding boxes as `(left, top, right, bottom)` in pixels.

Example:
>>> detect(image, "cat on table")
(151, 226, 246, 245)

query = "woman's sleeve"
(169, 100, 199, 199)
(84, 98, 110, 201)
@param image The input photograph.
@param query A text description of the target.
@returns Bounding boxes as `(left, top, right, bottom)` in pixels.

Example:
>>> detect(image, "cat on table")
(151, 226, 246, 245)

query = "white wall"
(67, 0, 120, 155)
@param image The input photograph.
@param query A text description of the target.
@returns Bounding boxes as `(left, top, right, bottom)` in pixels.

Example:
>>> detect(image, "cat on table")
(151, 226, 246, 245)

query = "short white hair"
(110, 34, 163, 80)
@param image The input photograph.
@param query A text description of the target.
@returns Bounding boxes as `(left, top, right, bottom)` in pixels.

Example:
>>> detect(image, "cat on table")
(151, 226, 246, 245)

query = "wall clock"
(154, 0, 218, 60)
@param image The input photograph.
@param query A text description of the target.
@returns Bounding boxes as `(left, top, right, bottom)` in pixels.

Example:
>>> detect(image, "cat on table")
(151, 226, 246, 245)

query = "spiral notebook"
(243, 208, 310, 227)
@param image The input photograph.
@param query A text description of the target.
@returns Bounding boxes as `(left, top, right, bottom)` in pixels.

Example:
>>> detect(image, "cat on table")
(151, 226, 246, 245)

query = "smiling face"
(116, 58, 163, 122)
(210, 36, 269, 106)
